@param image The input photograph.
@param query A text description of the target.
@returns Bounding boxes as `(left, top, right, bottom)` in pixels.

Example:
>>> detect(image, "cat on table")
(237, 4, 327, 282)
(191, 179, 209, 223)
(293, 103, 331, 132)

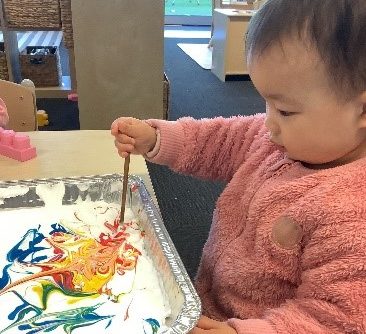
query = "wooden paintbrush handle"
(120, 154, 131, 223)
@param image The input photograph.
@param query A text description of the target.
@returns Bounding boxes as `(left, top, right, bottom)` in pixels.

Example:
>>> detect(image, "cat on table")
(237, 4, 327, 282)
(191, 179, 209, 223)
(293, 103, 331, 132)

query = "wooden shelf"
(5, 27, 62, 32)
(0, 2, 76, 98)
(36, 76, 72, 98)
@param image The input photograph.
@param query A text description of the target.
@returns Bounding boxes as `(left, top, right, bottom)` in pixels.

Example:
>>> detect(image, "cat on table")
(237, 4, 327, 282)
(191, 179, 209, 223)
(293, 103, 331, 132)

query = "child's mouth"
(269, 137, 285, 151)
(277, 145, 286, 152)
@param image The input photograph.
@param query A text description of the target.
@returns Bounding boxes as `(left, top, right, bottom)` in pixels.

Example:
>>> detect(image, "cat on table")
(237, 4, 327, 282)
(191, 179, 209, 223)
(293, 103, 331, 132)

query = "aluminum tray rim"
(0, 173, 202, 334)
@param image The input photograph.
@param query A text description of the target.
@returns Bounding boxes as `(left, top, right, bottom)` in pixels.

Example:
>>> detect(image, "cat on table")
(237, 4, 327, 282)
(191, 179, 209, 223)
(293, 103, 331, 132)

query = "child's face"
(248, 37, 366, 168)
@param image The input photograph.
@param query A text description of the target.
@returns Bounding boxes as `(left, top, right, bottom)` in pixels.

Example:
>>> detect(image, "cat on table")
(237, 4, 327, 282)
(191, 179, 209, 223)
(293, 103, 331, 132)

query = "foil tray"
(0, 173, 201, 334)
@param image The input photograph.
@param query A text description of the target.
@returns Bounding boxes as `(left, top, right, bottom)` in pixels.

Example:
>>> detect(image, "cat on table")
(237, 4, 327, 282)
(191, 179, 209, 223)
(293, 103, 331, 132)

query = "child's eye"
(278, 110, 293, 117)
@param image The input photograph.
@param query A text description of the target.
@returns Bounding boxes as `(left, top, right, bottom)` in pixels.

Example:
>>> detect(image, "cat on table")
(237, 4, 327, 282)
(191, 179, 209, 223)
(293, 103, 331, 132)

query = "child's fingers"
(196, 316, 221, 329)
(114, 139, 134, 151)
(111, 118, 125, 135)
(189, 328, 206, 334)
(111, 117, 137, 136)
(114, 141, 135, 157)
(119, 151, 130, 158)
(111, 121, 129, 136)
(115, 133, 135, 146)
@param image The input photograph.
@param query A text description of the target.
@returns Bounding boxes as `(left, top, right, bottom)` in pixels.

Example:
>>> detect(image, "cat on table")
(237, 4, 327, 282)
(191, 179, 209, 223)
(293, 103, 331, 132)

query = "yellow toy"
(37, 110, 49, 126)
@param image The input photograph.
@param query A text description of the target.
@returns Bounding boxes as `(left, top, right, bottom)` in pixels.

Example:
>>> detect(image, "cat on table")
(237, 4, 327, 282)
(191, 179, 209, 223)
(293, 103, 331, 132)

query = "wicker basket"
(0, 51, 9, 81)
(3, 0, 61, 30)
(0, 42, 9, 80)
(60, 0, 74, 49)
(163, 73, 170, 120)
(20, 46, 62, 87)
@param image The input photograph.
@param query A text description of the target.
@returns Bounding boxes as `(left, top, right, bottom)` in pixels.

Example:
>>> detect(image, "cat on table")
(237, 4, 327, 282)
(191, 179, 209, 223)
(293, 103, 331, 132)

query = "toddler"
(111, 0, 366, 333)
(0, 98, 9, 128)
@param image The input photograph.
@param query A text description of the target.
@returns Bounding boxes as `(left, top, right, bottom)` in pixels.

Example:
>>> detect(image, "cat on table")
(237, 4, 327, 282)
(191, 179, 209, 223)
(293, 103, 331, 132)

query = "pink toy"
(0, 128, 37, 162)
(68, 93, 78, 102)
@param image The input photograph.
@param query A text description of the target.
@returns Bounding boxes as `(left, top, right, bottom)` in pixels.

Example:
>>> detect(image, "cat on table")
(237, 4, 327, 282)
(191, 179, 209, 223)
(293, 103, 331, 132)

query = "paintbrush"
(120, 154, 131, 224)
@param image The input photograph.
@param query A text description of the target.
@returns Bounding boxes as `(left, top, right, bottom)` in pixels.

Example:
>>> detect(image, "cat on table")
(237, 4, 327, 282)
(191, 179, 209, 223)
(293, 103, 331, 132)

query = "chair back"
(0, 79, 37, 131)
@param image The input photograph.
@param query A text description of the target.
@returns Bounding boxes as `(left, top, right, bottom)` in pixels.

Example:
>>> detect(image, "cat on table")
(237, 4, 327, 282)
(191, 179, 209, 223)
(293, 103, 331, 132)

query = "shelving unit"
(0, 1, 75, 98)
(0, 30, 9, 80)
(211, 8, 255, 81)
(2, 0, 165, 128)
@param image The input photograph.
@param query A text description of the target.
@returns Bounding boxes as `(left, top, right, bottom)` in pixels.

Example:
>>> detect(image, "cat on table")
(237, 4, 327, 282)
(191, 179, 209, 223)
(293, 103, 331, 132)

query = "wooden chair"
(0, 79, 37, 131)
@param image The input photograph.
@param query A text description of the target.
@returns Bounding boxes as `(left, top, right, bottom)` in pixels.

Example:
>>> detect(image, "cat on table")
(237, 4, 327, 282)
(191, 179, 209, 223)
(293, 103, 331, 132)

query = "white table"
(211, 9, 256, 81)
(0, 130, 158, 206)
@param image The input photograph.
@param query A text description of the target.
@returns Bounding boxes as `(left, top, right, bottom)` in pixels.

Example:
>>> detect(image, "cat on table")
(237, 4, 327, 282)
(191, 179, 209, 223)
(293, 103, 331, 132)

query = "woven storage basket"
(20, 46, 62, 87)
(60, 0, 74, 49)
(3, 0, 61, 29)
(0, 51, 9, 81)
(0, 42, 9, 80)
(163, 73, 170, 120)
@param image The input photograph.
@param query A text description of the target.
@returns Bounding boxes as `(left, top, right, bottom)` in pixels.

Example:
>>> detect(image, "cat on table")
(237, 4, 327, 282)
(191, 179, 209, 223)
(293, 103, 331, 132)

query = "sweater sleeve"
(146, 114, 275, 182)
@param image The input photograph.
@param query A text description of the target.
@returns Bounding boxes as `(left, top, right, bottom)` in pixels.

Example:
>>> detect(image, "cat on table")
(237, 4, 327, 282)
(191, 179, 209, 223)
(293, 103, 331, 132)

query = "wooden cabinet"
(211, 8, 255, 81)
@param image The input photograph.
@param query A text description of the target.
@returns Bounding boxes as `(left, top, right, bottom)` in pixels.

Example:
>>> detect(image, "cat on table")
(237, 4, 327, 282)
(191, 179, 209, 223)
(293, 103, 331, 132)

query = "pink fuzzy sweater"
(147, 114, 366, 334)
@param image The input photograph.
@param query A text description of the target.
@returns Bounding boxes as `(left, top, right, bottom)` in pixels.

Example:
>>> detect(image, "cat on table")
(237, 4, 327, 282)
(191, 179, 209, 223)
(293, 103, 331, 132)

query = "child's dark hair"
(246, 0, 366, 100)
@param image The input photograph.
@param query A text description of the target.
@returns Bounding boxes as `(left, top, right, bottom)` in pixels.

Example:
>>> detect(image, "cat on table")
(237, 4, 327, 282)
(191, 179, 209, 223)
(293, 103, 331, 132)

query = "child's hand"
(189, 316, 237, 334)
(111, 117, 157, 158)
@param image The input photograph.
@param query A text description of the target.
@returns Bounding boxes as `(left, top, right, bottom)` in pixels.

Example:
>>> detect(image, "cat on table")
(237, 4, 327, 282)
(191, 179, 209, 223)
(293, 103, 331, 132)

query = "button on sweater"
(147, 114, 366, 334)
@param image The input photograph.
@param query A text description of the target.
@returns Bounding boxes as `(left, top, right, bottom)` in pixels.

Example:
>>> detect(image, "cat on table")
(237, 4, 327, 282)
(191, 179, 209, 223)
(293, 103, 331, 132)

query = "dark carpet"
(37, 98, 80, 131)
(39, 28, 265, 279)
(37, 39, 79, 131)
